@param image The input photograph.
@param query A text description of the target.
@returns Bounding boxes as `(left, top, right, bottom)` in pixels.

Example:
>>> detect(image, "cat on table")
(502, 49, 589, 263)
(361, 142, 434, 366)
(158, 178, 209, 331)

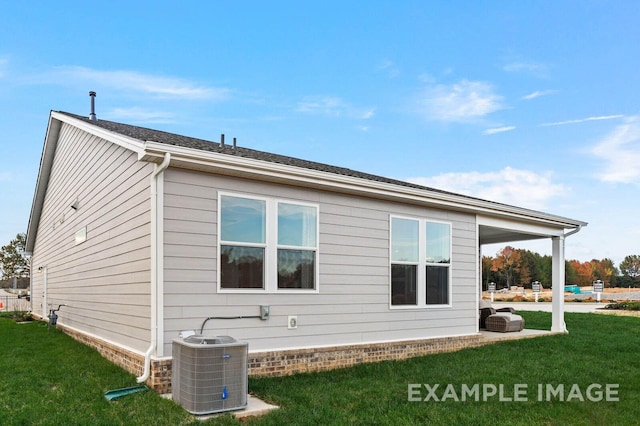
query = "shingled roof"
(54, 111, 590, 232)
(58, 111, 462, 197)
(26, 110, 587, 254)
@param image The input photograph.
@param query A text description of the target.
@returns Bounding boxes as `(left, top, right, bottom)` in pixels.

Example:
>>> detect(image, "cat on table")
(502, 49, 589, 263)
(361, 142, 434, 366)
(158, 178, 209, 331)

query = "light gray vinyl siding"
(162, 168, 478, 355)
(30, 123, 152, 352)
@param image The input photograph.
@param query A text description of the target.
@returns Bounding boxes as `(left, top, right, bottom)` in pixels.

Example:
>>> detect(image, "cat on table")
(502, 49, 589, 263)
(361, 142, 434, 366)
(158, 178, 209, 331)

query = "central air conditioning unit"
(172, 335, 248, 415)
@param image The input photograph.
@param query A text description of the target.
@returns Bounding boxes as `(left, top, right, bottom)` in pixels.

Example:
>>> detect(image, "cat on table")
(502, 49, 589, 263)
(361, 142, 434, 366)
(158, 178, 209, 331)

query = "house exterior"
(26, 110, 586, 392)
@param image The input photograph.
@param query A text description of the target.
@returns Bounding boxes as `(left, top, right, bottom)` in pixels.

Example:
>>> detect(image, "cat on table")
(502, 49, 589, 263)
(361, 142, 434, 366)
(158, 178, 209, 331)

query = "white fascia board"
(51, 111, 146, 156)
(477, 215, 566, 237)
(141, 141, 587, 229)
(26, 114, 61, 252)
(27, 113, 148, 252)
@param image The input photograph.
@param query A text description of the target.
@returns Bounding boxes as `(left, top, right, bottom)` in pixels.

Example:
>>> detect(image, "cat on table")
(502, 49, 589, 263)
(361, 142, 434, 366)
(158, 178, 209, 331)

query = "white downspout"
(137, 153, 171, 384)
(564, 225, 582, 238)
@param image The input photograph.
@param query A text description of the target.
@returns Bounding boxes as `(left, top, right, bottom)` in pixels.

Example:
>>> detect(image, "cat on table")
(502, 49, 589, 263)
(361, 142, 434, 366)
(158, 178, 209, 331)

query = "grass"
(1, 312, 639, 425)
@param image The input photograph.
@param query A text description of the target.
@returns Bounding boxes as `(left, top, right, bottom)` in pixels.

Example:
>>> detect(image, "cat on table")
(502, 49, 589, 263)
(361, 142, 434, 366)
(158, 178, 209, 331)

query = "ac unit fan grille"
(172, 336, 248, 415)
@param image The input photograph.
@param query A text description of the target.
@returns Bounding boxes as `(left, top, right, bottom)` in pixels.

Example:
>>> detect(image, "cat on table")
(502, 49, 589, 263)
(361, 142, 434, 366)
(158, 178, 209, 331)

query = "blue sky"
(1, 1, 638, 267)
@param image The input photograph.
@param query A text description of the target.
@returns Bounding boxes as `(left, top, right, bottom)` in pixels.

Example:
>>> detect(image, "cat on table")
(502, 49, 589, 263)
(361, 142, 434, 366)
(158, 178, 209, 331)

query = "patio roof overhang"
(480, 225, 552, 245)
(478, 214, 582, 246)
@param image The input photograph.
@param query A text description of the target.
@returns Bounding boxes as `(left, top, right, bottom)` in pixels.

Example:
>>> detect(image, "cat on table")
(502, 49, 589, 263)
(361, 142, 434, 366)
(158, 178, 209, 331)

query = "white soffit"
(478, 215, 565, 245)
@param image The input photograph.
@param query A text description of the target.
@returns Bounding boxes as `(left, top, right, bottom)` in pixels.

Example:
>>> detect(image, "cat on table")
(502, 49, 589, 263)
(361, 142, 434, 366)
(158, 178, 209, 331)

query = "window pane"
(220, 195, 265, 243)
(278, 249, 315, 289)
(426, 265, 449, 305)
(220, 245, 264, 289)
(391, 264, 417, 305)
(278, 203, 317, 247)
(426, 222, 450, 264)
(391, 218, 419, 262)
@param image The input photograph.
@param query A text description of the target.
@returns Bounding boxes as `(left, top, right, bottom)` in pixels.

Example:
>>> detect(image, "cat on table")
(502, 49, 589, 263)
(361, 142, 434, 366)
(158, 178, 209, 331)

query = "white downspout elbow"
(564, 224, 583, 238)
(137, 153, 171, 384)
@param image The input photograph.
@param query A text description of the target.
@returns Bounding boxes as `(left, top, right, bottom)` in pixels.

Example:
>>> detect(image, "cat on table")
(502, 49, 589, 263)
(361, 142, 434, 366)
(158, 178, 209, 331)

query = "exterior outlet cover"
(260, 305, 270, 320)
(288, 316, 298, 329)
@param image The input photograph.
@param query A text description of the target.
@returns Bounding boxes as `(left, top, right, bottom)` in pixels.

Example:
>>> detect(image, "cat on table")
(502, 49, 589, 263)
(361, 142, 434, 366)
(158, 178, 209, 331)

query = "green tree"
(591, 258, 618, 286)
(565, 260, 579, 286)
(619, 255, 640, 278)
(492, 246, 521, 288)
(518, 249, 541, 288)
(537, 254, 552, 287)
(0, 233, 29, 279)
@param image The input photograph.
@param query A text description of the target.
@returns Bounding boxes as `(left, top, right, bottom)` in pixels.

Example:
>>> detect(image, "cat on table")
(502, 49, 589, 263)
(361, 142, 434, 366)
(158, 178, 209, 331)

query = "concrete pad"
(232, 395, 279, 420)
(480, 328, 556, 343)
(162, 394, 278, 420)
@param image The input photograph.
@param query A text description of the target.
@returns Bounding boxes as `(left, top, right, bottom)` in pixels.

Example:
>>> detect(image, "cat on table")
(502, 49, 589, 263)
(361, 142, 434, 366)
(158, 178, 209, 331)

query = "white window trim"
(389, 215, 452, 309)
(217, 191, 319, 294)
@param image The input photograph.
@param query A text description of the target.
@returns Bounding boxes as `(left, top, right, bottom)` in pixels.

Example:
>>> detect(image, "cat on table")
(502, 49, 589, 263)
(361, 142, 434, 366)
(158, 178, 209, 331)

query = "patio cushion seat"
(485, 313, 525, 333)
(479, 306, 516, 328)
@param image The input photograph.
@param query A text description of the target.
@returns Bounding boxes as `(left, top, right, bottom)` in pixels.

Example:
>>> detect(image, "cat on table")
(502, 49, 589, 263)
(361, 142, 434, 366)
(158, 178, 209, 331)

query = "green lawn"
(1, 312, 638, 425)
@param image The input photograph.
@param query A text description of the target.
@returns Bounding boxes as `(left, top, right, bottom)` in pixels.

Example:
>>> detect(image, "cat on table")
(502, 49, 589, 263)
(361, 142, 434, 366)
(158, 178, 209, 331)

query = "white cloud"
(378, 59, 400, 78)
(106, 107, 177, 124)
(296, 96, 375, 119)
(483, 126, 516, 135)
(502, 61, 547, 74)
(521, 89, 557, 100)
(406, 167, 568, 210)
(45, 66, 229, 100)
(591, 116, 640, 184)
(541, 115, 624, 127)
(418, 80, 504, 122)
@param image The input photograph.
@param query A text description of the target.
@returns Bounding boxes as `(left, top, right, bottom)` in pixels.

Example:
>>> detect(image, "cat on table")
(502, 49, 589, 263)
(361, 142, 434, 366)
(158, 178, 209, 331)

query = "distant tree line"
(0, 233, 31, 289)
(1, 233, 639, 290)
(483, 246, 640, 289)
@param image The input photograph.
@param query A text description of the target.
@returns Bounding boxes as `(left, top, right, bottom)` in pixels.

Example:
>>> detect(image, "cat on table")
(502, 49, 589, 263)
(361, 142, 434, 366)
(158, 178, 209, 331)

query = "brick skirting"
(248, 334, 485, 377)
(57, 324, 173, 393)
(55, 324, 485, 393)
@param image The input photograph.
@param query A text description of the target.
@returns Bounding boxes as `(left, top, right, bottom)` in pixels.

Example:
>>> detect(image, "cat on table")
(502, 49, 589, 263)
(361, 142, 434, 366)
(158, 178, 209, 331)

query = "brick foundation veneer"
(55, 323, 484, 393)
(57, 324, 173, 393)
(248, 334, 485, 377)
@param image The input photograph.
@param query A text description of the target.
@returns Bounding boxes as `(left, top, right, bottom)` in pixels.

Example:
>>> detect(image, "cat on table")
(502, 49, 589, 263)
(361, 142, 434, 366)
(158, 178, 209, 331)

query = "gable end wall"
(30, 123, 153, 352)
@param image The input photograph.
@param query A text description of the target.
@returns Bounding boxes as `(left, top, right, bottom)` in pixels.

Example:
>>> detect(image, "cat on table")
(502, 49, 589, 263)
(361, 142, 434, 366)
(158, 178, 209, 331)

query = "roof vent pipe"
(220, 134, 225, 147)
(89, 91, 97, 121)
(233, 137, 237, 149)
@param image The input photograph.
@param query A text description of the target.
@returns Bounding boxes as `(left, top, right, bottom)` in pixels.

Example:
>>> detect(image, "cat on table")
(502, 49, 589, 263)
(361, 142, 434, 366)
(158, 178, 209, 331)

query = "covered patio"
(477, 214, 587, 334)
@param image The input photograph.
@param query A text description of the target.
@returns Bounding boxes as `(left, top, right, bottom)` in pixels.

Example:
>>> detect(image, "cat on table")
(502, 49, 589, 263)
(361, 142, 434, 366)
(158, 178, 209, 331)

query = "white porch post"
(551, 236, 567, 333)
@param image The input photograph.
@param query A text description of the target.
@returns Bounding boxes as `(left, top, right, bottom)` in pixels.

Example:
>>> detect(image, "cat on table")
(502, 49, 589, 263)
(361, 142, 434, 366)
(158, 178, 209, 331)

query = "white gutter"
(140, 141, 587, 230)
(137, 153, 171, 384)
(564, 224, 583, 238)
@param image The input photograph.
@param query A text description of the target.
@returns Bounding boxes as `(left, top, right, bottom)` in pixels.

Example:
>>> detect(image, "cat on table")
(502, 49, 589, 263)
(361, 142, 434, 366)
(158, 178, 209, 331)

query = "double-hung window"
(390, 216, 451, 307)
(219, 195, 266, 289)
(219, 193, 318, 292)
(277, 203, 317, 289)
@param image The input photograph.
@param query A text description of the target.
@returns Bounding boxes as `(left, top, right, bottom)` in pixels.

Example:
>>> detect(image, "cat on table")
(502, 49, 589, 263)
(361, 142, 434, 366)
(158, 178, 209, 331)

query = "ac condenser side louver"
(172, 335, 248, 415)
